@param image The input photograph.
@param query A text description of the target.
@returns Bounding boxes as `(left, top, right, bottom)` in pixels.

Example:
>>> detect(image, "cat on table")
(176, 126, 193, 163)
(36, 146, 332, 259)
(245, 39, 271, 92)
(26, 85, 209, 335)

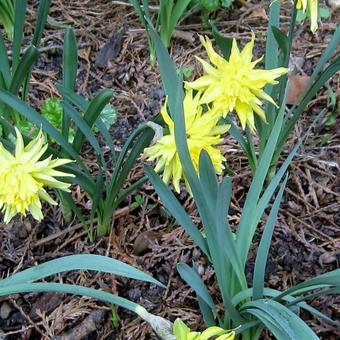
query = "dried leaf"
(287, 74, 310, 105)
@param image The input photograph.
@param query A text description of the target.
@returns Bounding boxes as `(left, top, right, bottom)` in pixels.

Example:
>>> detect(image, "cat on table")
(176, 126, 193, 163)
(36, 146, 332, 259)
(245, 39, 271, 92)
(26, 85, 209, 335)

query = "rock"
(0, 301, 12, 319)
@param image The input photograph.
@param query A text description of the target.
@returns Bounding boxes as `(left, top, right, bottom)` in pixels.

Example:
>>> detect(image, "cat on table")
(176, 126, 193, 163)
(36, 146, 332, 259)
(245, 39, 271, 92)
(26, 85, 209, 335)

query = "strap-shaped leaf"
(148, 24, 243, 323)
(272, 26, 289, 59)
(145, 165, 209, 257)
(236, 102, 286, 266)
(197, 294, 216, 327)
(232, 287, 340, 327)
(169, 0, 191, 37)
(12, 0, 27, 71)
(62, 27, 78, 137)
(0, 89, 83, 163)
(101, 125, 154, 230)
(277, 269, 340, 300)
(260, 0, 280, 134)
(224, 117, 257, 172)
(10, 46, 39, 95)
(210, 21, 233, 60)
(253, 175, 288, 300)
(198, 150, 219, 207)
(0, 282, 139, 314)
(22, 0, 52, 99)
(311, 25, 340, 82)
(62, 28, 77, 91)
(0, 254, 164, 288)
(31, 0, 52, 47)
(62, 101, 103, 158)
(72, 89, 113, 152)
(0, 34, 11, 87)
(241, 299, 319, 340)
(177, 263, 216, 311)
(147, 19, 180, 117)
(216, 177, 246, 289)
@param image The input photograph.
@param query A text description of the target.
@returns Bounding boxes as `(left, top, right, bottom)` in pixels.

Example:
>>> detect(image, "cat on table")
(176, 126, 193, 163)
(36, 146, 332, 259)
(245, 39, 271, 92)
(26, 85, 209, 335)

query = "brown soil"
(0, 0, 339, 339)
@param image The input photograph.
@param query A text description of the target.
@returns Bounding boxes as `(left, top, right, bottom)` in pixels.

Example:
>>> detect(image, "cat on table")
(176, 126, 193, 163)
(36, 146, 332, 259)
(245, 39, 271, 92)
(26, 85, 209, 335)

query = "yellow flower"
(296, 0, 318, 33)
(173, 319, 236, 340)
(0, 128, 74, 223)
(186, 34, 288, 130)
(144, 90, 229, 193)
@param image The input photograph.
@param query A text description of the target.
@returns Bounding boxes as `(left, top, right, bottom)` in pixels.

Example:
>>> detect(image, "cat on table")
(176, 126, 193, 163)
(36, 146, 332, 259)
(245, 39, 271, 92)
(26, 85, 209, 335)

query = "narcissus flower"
(144, 90, 229, 193)
(186, 34, 288, 130)
(296, 0, 319, 33)
(0, 128, 74, 223)
(173, 318, 236, 340)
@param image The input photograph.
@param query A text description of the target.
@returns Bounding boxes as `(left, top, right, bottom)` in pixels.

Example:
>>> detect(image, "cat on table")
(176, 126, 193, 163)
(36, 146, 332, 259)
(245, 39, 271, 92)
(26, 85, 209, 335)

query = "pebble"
(0, 302, 12, 319)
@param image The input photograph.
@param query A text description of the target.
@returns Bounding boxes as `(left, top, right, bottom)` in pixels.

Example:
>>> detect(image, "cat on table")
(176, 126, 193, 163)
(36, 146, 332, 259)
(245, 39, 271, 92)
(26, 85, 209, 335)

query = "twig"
(33, 205, 137, 248)
(6, 42, 93, 57)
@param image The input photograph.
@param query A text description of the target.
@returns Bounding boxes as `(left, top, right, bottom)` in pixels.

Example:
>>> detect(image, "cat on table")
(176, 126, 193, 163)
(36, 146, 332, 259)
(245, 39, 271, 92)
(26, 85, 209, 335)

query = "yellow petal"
(199, 35, 226, 67)
(14, 127, 25, 157)
(229, 38, 241, 64)
(309, 0, 318, 33)
(185, 75, 214, 90)
(241, 32, 255, 63)
(235, 100, 252, 129)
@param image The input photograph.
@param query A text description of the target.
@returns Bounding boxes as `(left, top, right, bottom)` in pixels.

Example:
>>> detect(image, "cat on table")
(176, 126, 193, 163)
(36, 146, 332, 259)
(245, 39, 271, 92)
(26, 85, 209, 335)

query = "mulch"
(0, 0, 339, 339)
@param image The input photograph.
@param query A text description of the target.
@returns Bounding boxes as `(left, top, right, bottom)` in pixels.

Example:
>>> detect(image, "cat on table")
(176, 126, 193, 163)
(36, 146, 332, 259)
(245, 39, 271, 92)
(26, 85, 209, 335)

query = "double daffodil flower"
(144, 90, 229, 193)
(186, 34, 288, 131)
(0, 128, 74, 223)
(173, 319, 235, 340)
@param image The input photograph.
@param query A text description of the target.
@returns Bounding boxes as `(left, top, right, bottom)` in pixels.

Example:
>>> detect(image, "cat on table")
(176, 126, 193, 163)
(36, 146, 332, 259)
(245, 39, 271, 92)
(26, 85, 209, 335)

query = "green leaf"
(145, 165, 210, 257)
(271, 26, 289, 59)
(31, 0, 52, 47)
(10, 46, 39, 95)
(177, 263, 216, 311)
(224, 117, 257, 172)
(276, 269, 340, 301)
(56, 190, 91, 237)
(210, 21, 233, 60)
(198, 150, 218, 207)
(146, 19, 180, 117)
(0, 33, 11, 88)
(22, 0, 52, 99)
(0, 282, 140, 314)
(216, 177, 246, 289)
(319, 7, 331, 19)
(169, 0, 191, 37)
(0, 0, 14, 40)
(233, 286, 340, 327)
(311, 26, 340, 82)
(62, 27, 77, 91)
(221, 0, 233, 7)
(72, 89, 113, 153)
(197, 294, 216, 327)
(0, 89, 83, 163)
(252, 175, 288, 300)
(241, 299, 319, 340)
(0, 254, 164, 288)
(62, 101, 103, 158)
(62, 27, 78, 138)
(236, 103, 285, 267)
(12, 0, 27, 72)
(261, 0, 280, 131)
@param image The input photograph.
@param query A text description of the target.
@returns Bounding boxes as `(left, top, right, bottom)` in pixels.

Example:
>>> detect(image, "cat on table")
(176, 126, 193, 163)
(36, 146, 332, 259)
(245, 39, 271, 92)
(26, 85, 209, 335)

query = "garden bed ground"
(0, 0, 339, 339)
